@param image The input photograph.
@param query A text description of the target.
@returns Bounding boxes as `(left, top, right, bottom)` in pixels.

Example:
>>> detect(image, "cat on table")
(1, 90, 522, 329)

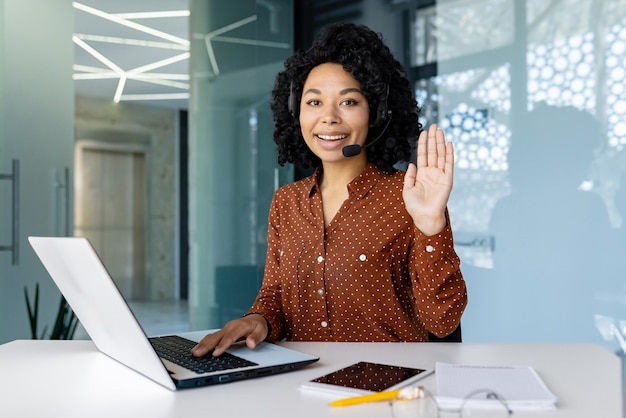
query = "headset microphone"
(341, 144, 363, 158)
(342, 111, 392, 157)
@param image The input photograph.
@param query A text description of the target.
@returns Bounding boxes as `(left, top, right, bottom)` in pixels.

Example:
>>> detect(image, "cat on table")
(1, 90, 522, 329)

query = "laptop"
(28, 236, 319, 391)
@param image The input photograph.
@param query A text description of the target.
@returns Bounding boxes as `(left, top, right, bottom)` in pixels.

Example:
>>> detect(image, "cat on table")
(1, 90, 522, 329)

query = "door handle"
(53, 167, 71, 237)
(64, 167, 70, 237)
(0, 159, 20, 265)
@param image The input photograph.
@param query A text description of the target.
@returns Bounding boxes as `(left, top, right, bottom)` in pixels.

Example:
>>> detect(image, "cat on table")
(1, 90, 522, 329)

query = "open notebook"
(28, 236, 319, 390)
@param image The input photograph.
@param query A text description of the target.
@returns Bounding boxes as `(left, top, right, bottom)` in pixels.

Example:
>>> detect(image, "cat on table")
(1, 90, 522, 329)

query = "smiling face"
(299, 63, 370, 165)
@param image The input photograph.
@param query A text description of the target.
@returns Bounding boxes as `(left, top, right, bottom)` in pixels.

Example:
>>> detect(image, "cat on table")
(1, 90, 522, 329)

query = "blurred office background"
(1, 0, 625, 353)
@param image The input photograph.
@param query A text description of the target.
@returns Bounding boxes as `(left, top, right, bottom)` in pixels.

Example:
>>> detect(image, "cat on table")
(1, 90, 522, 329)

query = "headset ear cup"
(288, 81, 298, 117)
(376, 101, 389, 126)
(374, 85, 390, 126)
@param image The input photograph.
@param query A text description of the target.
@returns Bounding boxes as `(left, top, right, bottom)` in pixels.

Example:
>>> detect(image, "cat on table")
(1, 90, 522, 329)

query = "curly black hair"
(270, 22, 422, 173)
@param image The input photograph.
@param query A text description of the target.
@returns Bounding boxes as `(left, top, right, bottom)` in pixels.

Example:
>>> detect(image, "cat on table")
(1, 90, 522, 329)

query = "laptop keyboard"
(149, 335, 258, 374)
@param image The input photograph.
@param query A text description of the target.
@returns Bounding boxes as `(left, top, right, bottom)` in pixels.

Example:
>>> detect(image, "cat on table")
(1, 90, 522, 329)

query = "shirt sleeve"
(246, 193, 286, 342)
(410, 209, 468, 338)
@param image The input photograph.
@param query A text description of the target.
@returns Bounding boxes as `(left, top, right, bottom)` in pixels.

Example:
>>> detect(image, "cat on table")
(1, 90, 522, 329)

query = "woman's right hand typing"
(190, 313, 269, 357)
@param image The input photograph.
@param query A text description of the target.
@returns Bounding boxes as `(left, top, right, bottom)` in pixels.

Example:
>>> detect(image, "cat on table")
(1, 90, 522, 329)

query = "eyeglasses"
(389, 386, 512, 418)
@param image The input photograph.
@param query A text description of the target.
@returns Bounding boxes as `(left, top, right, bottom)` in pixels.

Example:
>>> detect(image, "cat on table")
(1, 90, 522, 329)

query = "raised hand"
(402, 124, 454, 236)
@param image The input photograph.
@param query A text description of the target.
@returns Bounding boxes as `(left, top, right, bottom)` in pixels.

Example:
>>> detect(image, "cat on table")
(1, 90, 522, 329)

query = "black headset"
(288, 81, 391, 127)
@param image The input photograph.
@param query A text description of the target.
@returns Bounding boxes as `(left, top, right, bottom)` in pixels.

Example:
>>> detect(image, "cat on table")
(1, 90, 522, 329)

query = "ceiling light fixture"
(73, 2, 190, 105)
(73, 35, 124, 74)
(113, 10, 190, 20)
(113, 74, 127, 103)
(121, 93, 190, 101)
(74, 33, 188, 51)
(73, 2, 189, 46)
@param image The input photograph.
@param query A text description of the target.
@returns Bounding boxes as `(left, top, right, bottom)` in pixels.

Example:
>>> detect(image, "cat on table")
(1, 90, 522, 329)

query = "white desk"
(0, 339, 622, 418)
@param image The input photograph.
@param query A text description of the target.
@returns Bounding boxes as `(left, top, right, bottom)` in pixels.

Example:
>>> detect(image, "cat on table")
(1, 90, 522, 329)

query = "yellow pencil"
(329, 389, 402, 407)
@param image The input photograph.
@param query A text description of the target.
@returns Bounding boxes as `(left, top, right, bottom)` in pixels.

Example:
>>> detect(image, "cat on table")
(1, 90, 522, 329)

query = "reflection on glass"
(189, 0, 294, 330)
(412, 0, 514, 65)
(412, 0, 626, 346)
(415, 70, 511, 269)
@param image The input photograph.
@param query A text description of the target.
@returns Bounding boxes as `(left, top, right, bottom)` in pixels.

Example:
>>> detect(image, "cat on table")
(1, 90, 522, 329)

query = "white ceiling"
(73, 0, 190, 110)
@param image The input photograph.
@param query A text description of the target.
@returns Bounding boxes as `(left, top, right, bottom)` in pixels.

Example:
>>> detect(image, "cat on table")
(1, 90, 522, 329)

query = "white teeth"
(317, 134, 346, 141)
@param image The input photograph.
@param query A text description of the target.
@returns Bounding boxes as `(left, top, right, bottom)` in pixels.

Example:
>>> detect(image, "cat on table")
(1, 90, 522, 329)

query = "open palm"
(402, 124, 454, 236)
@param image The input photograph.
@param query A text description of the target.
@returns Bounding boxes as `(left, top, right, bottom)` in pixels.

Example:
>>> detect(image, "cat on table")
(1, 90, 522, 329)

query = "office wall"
(0, 0, 75, 343)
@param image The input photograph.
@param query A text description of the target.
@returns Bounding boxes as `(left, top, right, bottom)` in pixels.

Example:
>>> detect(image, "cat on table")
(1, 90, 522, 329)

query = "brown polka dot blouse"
(248, 163, 467, 342)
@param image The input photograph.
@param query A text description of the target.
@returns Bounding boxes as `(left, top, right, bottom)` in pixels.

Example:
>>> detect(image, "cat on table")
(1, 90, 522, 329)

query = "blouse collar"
(304, 163, 387, 200)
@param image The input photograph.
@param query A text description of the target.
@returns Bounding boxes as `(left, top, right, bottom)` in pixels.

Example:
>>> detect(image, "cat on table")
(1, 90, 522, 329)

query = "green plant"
(24, 283, 79, 340)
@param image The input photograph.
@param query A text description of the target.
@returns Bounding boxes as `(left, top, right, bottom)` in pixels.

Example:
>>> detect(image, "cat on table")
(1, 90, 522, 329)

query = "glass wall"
(412, 0, 626, 348)
(188, 0, 293, 329)
(0, 0, 75, 343)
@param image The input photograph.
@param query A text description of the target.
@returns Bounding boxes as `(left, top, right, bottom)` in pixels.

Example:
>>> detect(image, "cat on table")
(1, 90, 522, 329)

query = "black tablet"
(300, 361, 433, 396)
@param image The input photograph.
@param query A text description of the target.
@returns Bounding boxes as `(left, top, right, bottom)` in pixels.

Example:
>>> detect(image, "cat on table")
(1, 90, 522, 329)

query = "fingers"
(416, 129, 428, 168)
(209, 332, 240, 357)
(417, 123, 450, 170)
(436, 127, 446, 168)
(191, 331, 225, 357)
(427, 124, 438, 167)
(191, 314, 268, 357)
(445, 140, 455, 180)
(403, 161, 417, 190)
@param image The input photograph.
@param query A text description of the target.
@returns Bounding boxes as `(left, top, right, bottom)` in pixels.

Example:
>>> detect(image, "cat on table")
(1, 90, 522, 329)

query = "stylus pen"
(329, 386, 426, 407)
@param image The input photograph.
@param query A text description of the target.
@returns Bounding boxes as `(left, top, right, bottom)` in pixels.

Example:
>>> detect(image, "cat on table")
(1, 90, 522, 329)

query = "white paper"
(435, 362, 558, 411)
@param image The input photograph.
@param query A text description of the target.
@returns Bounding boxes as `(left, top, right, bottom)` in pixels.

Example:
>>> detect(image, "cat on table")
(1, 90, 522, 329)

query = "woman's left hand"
(403, 123, 454, 236)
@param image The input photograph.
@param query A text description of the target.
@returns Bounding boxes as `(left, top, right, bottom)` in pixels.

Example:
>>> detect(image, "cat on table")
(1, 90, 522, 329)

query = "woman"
(193, 23, 467, 357)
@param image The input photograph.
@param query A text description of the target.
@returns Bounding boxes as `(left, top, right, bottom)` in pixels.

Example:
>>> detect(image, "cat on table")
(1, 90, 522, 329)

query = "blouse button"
(359, 254, 367, 261)
(425, 245, 434, 253)
(317, 288, 324, 296)
(321, 321, 328, 328)
(317, 256, 324, 263)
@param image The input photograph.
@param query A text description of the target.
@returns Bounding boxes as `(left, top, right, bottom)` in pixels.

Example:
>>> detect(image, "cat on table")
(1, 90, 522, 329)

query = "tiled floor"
(73, 299, 190, 339)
